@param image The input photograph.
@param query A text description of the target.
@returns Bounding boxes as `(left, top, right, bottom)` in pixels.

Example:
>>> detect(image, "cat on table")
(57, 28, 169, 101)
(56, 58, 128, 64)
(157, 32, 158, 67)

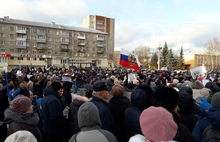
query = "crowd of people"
(0, 66, 220, 142)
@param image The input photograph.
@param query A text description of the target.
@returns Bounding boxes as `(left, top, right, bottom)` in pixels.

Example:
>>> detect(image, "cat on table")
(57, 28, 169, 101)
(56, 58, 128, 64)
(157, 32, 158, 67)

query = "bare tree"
(133, 46, 151, 68)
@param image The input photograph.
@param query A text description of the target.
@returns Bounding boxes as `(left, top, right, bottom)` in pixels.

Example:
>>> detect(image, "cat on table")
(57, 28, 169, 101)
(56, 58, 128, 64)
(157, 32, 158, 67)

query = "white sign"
(190, 66, 207, 79)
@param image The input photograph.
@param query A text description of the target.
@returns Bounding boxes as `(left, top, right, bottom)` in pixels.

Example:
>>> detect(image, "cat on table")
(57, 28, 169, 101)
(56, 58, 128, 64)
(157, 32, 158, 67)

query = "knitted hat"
(211, 92, 220, 108)
(210, 82, 220, 93)
(51, 82, 62, 91)
(205, 82, 212, 89)
(152, 86, 179, 111)
(10, 96, 32, 113)
(180, 86, 193, 96)
(194, 80, 204, 89)
(4, 130, 37, 142)
(173, 79, 179, 85)
(140, 106, 178, 141)
(200, 88, 210, 98)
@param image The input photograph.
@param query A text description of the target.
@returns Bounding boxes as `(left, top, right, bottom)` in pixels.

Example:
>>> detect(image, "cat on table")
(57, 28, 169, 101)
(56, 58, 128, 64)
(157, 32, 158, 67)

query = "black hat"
(51, 82, 62, 91)
(210, 82, 220, 93)
(93, 80, 110, 91)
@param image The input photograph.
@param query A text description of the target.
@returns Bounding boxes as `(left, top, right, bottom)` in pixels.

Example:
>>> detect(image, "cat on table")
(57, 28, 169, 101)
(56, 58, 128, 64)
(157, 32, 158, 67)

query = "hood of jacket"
(130, 84, 153, 110)
(78, 102, 101, 130)
(44, 86, 59, 98)
(4, 108, 39, 126)
(206, 107, 220, 127)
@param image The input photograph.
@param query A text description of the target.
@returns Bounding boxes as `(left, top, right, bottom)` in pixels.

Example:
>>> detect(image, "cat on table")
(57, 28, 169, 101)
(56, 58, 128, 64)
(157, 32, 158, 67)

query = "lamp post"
(155, 33, 162, 70)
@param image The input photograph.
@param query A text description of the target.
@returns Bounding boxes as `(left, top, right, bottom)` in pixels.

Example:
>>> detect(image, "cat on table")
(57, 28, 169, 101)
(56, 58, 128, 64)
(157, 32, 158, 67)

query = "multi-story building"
(0, 16, 111, 71)
(184, 50, 220, 70)
(83, 15, 115, 67)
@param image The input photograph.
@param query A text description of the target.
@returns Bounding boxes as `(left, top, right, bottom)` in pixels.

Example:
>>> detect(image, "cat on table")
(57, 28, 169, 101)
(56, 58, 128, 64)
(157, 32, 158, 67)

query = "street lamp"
(157, 47, 162, 70)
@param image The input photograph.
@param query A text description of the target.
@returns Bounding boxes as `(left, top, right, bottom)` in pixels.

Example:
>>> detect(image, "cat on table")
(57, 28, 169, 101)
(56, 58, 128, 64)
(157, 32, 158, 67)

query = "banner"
(190, 66, 207, 79)
(119, 48, 141, 70)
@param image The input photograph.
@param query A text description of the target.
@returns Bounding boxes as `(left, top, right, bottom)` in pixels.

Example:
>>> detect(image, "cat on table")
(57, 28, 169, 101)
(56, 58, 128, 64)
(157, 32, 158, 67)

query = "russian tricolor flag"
(119, 48, 141, 70)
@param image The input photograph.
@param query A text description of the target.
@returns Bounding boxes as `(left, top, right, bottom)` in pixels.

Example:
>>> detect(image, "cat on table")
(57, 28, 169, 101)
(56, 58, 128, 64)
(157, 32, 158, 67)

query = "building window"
(0, 58, 7, 63)
(47, 30, 51, 34)
(33, 58, 37, 61)
(10, 57, 14, 60)
(33, 44, 37, 47)
(32, 50, 37, 54)
(48, 51, 52, 54)
(10, 34, 14, 38)
(55, 45, 59, 49)
(18, 57, 23, 60)
(27, 57, 30, 60)
(10, 49, 14, 52)
(32, 36, 36, 40)
(1, 33, 6, 37)
(48, 37, 52, 41)
(1, 25, 6, 30)
(1, 41, 6, 45)
(56, 38, 59, 42)
(10, 26, 14, 31)
(1, 49, 5, 52)
(55, 31, 59, 35)
(48, 45, 52, 48)
(39, 58, 45, 61)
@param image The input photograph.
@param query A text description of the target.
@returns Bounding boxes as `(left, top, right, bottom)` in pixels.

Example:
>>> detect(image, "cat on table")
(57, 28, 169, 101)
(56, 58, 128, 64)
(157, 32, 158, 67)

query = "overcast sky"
(2, 0, 220, 55)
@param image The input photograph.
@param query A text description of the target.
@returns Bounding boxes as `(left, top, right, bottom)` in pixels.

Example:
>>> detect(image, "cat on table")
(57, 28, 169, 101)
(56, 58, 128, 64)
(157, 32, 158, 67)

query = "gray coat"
(69, 102, 117, 142)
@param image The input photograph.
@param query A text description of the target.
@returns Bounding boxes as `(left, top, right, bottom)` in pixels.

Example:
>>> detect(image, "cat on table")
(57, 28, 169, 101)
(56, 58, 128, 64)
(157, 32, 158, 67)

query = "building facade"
(83, 15, 115, 67)
(184, 50, 220, 70)
(0, 16, 111, 71)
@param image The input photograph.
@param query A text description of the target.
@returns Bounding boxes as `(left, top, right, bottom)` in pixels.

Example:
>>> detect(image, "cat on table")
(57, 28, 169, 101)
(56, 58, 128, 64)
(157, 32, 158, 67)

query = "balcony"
(16, 44, 26, 49)
(97, 36, 105, 41)
(97, 50, 104, 54)
(78, 41, 86, 46)
(16, 29, 26, 34)
(78, 35, 86, 39)
(97, 43, 104, 47)
(78, 48, 86, 52)
(37, 30, 46, 35)
(61, 41, 69, 45)
(61, 32, 69, 38)
(61, 48, 68, 52)
(16, 37, 27, 41)
(37, 38, 46, 43)
(37, 47, 46, 50)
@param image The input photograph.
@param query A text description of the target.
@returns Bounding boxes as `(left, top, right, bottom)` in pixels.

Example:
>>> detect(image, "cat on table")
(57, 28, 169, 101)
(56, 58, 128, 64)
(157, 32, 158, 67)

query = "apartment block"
(83, 15, 115, 67)
(0, 16, 110, 71)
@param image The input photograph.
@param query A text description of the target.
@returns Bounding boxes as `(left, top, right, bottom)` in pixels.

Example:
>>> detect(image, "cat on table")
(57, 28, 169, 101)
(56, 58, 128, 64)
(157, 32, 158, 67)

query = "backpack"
(201, 124, 220, 142)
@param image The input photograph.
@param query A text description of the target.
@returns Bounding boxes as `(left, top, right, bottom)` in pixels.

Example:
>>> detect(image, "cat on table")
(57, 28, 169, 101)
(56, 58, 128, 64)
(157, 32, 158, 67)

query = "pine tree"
(177, 46, 185, 70)
(161, 42, 168, 67)
(150, 52, 158, 68)
(166, 48, 174, 70)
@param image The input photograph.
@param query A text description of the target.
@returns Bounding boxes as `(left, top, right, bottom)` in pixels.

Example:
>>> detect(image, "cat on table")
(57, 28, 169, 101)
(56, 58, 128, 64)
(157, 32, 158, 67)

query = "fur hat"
(51, 82, 62, 91)
(10, 96, 32, 113)
(140, 106, 178, 141)
(211, 92, 220, 108)
(152, 86, 179, 111)
(210, 82, 220, 93)
(4, 130, 37, 142)
(194, 80, 204, 89)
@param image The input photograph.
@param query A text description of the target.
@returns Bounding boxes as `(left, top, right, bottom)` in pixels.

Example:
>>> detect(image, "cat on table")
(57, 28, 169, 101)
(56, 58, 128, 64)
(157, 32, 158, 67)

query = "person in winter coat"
(90, 80, 115, 134)
(151, 86, 195, 142)
(4, 96, 43, 142)
(62, 81, 73, 107)
(41, 82, 66, 142)
(129, 106, 178, 142)
(124, 84, 153, 141)
(109, 84, 131, 142)
(69, 102, 117, 142)
(192, 92, 220, 142)
(178, 91, 200, 133)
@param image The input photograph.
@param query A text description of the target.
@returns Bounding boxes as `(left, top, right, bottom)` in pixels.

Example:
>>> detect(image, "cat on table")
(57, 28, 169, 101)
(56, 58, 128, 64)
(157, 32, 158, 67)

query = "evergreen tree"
(166, 48, 174, 70)
(177, 46, 185, 70)
(150, 52, 158, 68)
(161, 41, 168, 67)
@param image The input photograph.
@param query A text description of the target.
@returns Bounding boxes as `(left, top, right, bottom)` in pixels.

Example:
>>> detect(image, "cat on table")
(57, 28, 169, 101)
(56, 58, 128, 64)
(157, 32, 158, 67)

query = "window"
(10, 49, 14, 52)
(32, 36, 36, 40)
(47, 30, 51, 34)
(96, 21, 105, 24)
(1, 33, 6, 37)
(48, 45, 52, 48)
(10, 26, 14, 31)
(33, 43, 37, 47)
(1, 25, 6, 30)
(33, 58, 37, 61)
(48, 37, 52, 41)
(32, 50, 37, 54)
(0, 49, 5, 52)
(10, 34, 14, 38)
(55, 31, 59, 35)
(1, 41, 6, 45)
(10, 57, 14, 60)
(56, 38, 59, 42)
(17, 57, 23, 60)
(0, 58, 7, 63)
(16, 41, 25, 46)
(37, 35, 46, 40)
(55, 45, 59, 49)
(48, 51, 52, 54)
(55, 52, 58, 55)
(27, 57, 30, 60)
